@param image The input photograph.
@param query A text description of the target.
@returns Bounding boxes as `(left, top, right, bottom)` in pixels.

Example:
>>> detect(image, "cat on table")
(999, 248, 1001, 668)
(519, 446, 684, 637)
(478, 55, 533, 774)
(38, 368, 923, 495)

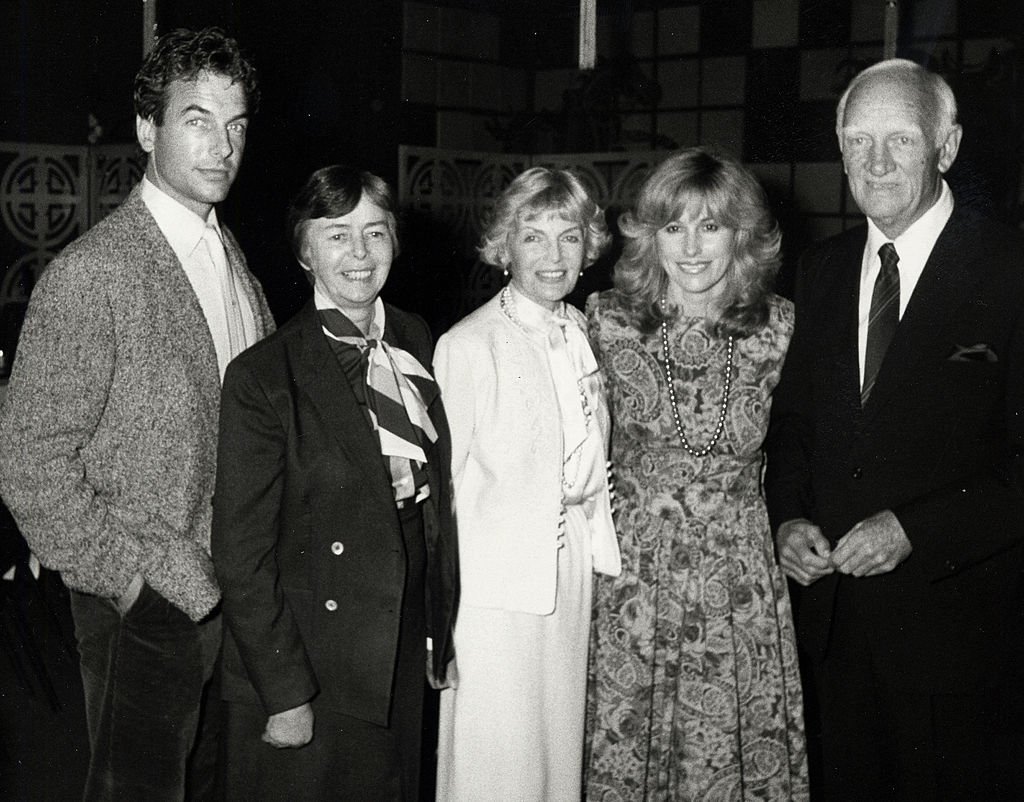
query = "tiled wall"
(401, 3, 526, 152)
(400, 0, 1023, 244)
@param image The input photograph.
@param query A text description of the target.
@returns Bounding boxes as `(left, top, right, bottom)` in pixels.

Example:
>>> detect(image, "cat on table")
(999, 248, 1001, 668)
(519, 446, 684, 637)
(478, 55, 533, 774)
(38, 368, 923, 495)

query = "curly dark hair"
(133, 27, 259, 124)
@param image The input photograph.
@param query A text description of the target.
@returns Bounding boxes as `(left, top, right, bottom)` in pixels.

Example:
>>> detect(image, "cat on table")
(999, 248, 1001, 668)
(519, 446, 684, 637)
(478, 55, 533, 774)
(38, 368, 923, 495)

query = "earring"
(503, 268, 510, 279)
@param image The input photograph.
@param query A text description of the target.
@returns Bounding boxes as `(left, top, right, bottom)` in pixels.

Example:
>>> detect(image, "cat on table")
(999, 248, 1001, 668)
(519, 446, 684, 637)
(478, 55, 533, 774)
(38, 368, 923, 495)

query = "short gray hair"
(835, 58, 958, 147)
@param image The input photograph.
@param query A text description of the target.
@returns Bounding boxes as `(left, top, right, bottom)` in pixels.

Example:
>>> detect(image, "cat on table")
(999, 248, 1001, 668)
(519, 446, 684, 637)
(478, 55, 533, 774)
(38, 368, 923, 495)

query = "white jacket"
(435, 289, 620, 615)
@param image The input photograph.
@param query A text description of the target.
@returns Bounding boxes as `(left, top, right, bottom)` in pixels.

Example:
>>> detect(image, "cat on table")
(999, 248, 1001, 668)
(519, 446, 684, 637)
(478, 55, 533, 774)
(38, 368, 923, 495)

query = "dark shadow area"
(387, 207, 472, 340)
(0, 505, 89, 801)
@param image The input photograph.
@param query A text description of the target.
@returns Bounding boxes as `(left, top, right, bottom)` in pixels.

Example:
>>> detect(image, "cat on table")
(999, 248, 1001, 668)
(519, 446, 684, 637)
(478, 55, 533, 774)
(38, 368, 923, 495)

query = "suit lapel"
(383, 309, 448, 498)
(295, 303, 394, 505)
(818, 231, 865, 426)
(383, 309, 450, 560)
(123, 189, 223, 400)
(222, 229, 274, 338)
(860, 212, 979, 421)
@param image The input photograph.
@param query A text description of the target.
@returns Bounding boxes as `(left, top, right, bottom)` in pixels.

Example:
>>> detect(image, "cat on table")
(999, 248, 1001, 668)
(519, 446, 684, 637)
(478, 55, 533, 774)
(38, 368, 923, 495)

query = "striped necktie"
(862, 242, 900, 404)
(318, 308, 438, 499)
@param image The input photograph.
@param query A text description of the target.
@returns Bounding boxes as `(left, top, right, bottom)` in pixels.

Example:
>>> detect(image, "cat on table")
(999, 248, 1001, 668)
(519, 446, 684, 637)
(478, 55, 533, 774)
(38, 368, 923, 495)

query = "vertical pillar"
(883, 1, 898, 59)
(579, 0, 596, 70)
(143, 0, 157, 57)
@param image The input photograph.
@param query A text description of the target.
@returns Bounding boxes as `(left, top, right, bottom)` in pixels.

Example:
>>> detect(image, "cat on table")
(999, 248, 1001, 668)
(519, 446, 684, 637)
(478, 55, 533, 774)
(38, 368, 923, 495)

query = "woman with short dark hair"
(213, 165, 458, 801)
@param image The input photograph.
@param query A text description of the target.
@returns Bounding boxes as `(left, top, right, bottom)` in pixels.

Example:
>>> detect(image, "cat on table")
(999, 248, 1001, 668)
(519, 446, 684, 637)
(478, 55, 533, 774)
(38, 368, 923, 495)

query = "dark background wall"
(0, 1, 1022, 797)
(1, 0, 1022, 325)
(162, 0, 407, 323)
(0, 0, 406, 323)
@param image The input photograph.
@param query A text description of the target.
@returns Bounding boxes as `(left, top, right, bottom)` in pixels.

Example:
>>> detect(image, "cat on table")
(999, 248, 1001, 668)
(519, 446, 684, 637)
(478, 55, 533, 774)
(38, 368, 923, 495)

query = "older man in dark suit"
(0, 28, 274, 801)
(767, 58, 1024, 799)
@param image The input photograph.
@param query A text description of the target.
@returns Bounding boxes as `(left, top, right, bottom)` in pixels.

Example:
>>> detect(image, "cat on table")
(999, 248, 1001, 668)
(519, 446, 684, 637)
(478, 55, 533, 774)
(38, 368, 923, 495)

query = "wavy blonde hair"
(614, 147, 781, 337)
(479, 167, 610, 270)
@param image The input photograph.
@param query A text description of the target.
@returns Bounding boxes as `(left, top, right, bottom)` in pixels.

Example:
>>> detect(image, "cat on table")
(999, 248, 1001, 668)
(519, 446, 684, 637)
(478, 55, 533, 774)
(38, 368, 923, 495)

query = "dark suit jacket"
(212, 300, 458, 725)
(766, 206, 1024, 692)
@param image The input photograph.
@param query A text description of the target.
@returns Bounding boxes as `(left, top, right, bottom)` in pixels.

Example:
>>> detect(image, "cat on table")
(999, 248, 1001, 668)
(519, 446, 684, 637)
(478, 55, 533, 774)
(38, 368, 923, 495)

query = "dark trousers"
(814, 587, 1024, 801)
(70, 582, 221, 802)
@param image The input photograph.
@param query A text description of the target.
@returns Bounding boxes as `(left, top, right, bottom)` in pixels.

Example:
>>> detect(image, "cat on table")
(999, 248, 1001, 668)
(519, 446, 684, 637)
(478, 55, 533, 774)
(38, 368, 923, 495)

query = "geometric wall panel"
(0, 142, 145, 372)
(399, 146, 665, 314)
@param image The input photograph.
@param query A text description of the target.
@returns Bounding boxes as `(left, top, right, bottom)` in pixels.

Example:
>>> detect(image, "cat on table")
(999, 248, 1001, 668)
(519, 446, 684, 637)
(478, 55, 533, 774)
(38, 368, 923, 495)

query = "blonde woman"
(586, 148, 808, 800)
(435, 167, 620, 801)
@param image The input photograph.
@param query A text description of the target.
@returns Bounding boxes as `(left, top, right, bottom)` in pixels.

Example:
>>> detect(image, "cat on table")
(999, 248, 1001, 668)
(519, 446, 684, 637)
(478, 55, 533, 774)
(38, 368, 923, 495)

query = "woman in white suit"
(434, 168, 621, 801)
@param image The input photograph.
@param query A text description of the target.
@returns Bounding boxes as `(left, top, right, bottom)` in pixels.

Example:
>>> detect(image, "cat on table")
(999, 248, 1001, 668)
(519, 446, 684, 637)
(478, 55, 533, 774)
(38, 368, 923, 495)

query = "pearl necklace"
(659, 301, 734, 458)
(499, 286, 594, 431)
(501, 285, 592, 498)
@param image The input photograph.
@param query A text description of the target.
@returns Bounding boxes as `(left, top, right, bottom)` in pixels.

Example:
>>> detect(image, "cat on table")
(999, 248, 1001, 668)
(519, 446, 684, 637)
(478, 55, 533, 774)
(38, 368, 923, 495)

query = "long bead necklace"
(659, 300, 734, 458)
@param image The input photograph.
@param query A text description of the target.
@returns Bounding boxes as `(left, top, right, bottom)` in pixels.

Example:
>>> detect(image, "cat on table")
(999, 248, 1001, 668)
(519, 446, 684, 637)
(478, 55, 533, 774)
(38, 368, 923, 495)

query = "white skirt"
(436, 504, 593, 801)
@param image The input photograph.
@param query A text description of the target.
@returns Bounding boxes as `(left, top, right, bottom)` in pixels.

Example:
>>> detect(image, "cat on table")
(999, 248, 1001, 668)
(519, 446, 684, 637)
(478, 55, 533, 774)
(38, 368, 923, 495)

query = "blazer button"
(324, 599, 338, 612)
(331, 541, 344, 555)
(851, 467, 863, 479)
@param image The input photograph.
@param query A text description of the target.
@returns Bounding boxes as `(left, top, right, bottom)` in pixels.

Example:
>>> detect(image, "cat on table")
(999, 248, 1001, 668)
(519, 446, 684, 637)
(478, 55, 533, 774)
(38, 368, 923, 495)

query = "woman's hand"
(262, 702, 314, 748)
(427, 647, 459, 690)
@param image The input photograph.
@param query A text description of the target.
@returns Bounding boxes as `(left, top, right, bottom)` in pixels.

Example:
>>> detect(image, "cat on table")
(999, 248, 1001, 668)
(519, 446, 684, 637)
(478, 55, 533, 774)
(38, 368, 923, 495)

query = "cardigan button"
(330, 541, 344, 555)
(324, 599, 338, 612)
(851, 467, 863, 480)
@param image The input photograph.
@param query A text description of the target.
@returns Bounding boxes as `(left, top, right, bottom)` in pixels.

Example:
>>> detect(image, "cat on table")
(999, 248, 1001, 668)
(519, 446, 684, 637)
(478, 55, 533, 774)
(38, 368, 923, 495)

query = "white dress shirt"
(857, 180, 955, 385)
(141, 177, 258, 380)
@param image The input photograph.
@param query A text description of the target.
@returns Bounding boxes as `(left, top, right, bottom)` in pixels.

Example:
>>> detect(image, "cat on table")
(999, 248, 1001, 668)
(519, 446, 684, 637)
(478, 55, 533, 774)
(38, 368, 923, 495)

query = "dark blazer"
(212, 300, 458, 725)
(766, 206, 1024, 692)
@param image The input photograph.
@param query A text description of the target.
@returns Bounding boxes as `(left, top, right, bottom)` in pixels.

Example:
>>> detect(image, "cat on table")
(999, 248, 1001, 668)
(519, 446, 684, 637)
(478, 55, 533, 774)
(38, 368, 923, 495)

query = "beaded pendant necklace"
(659, 298, 734, 458)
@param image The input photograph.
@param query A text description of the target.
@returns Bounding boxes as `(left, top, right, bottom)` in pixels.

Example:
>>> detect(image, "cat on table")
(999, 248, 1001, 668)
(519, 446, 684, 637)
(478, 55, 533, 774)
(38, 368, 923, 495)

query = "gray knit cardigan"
(0, 187, 275, 620)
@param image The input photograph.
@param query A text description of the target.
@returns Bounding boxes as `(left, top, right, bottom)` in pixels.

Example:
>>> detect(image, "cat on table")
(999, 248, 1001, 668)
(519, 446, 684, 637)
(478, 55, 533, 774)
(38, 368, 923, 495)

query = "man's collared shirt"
(141, 177, 257, 380)
(857, 180, 955, 384)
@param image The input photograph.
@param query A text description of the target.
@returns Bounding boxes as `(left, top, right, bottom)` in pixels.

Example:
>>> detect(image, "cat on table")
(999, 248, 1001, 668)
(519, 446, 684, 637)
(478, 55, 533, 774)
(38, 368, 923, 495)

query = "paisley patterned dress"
(585, 290, 808, 801)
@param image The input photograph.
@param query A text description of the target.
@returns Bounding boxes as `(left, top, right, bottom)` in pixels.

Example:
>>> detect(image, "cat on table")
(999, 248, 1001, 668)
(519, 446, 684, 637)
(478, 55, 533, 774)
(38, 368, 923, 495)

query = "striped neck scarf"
(318, 302, 438, 501)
